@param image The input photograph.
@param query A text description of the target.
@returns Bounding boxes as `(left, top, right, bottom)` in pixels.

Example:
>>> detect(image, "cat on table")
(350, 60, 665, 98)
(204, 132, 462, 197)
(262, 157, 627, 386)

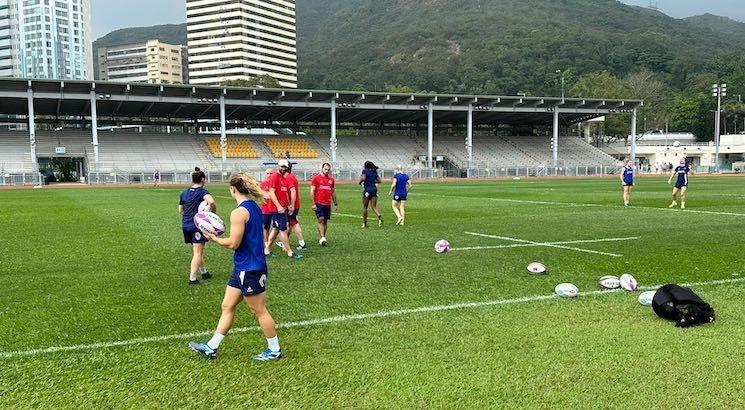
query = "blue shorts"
(622, 182, 633, 187)
(262, 214, 272, 230)
(675, 183, 688, 189)
(183, 226, 207, 244)
(315, 204, 331, 221)
(227, 269, 267, 296)
(271, 212, 288, 231)
(363, 189, 378, 199)
(393, 194, 408, 202)
(289, 208, 299, 226)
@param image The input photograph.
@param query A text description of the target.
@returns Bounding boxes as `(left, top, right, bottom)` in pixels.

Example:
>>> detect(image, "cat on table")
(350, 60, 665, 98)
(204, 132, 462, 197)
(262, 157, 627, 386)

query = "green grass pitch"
(2, 176, 745, 408)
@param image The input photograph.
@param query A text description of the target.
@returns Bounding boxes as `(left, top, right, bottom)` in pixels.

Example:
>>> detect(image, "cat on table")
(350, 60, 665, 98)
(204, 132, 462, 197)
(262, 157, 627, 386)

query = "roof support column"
(90, 90, 99, 172)
(219, 94, 227, 171)
(427, 102, 434, 168)
(467, 103, 473, 173)
(630, 108, 637, 165)
(552, 108, 560, 166)
(27, 86, 38, 174)
(330, 99, 338, 166)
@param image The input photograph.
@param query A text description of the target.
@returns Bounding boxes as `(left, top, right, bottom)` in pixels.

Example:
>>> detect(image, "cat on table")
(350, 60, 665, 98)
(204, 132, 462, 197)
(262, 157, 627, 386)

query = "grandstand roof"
(0, 78, 642, 126)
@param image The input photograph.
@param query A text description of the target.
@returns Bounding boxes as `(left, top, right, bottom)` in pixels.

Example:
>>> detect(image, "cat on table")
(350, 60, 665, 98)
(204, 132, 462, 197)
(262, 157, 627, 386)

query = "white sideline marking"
(2, 277, 744, 359)
(415, 193, 745, 217)
(460, 232, 634, 257)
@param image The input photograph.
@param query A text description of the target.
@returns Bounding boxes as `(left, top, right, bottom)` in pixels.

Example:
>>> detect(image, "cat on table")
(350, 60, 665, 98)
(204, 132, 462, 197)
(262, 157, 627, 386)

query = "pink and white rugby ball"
(598, 275, 621, 290)
(434, 240, 450, 253)
(198, 200, 212, 213)
(555, 283, 579, 298)
(194, 212, 225, 236)
(527, 262, 547, 275)
(620, 273, 638, 292)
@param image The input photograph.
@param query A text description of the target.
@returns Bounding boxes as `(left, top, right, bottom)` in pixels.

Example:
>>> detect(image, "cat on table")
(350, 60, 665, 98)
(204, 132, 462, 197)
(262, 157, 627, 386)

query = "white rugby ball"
(434, 239, 450, 253)
(620, 273, 638, 292)
(598, 275, 621, 290)
(638, 291, 655, 307)
(198, 200, 212, 213)
(527, 262, 547, 275)
(194, 211, 225, 236)
(555, 283, 579, 298)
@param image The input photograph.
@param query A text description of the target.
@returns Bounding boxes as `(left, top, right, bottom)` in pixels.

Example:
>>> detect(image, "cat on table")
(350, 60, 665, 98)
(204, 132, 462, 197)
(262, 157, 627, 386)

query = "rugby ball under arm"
(194, 212, 225, 236)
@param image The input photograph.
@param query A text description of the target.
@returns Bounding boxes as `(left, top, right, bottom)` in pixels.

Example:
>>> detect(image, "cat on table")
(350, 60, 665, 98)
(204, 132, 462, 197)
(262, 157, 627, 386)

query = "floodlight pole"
(427, 102, 434, 168)
(90, 90, 99, 172)
(713, 84, 726, 172)
(26, 85, 38, 174)
(552, 108, 560, 166)
(631, 108, 637, 164)
(219, 93, 227, 171)
(467, 103, 473, 174)
(330, 99, 337, 167)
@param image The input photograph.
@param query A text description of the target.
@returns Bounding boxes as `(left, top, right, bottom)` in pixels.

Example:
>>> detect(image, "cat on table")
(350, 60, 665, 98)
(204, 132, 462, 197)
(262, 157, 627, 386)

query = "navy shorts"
(183, 226, 207, 244)
(675, 183, 688, 189)
(227, 269, 267, 296)
(363, 189, 378, 199)
(271, 212, 289, 231)
(393, 194, 408, 202)
(622, 182, 633, 187)
(289, 208, 299, 226)
(315, 204, 331, 221)
(262, 214, 272, 230)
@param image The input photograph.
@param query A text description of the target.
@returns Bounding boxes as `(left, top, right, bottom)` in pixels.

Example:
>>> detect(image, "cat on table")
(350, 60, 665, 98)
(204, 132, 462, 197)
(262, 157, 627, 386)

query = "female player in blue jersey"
(668, 157, 692, 209)
(189, 173, 282, 362)
(389, 166, 412, 225)
(359, 161, 383, 227)
(179, 167, 215, 285)
(620, 159, 634, 206)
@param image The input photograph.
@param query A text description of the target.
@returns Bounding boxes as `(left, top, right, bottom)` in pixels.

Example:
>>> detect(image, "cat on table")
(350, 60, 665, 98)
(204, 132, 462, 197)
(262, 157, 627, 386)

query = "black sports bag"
(652, 284, 716, 328)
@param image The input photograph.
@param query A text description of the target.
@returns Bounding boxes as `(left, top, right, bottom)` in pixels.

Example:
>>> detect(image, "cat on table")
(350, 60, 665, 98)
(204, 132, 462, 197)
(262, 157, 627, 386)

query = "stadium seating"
(204, 137, 260, 159)
(310, 134, 421, 168)
(0, 133, 33, 172)
(263, 137, 319, 159)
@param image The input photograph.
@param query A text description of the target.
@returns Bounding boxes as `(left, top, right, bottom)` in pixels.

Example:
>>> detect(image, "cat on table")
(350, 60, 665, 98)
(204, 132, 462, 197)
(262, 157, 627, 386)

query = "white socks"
(199, 266, 207, 275)
(207, 332, 225, 350)
(267, 336, 280, 352)
(189, 272, 197, 281)
(298, 240, 305, 247)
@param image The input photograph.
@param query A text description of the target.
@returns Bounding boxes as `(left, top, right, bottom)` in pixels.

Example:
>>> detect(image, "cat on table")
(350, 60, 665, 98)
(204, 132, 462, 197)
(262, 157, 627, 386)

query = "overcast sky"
(91, 0, 745, 39)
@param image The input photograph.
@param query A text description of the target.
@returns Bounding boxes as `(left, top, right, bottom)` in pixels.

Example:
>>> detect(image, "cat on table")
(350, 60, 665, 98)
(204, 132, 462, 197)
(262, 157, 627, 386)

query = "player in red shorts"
(264, 160, 302, 259)
(284, 164, 306, 250)
(310, 162, 338, 246)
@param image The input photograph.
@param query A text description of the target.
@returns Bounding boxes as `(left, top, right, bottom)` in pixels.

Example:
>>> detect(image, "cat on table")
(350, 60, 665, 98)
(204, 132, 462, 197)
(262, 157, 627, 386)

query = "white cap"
(278, 159, 289, 167)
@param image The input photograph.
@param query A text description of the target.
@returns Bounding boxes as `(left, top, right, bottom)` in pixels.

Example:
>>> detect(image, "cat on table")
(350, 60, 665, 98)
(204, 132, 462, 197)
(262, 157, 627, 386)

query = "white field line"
(462, 232, 628, 257)
(2, 277, 744, 360)
(453, 236, 639, 252)
(414, 193, 745, 217)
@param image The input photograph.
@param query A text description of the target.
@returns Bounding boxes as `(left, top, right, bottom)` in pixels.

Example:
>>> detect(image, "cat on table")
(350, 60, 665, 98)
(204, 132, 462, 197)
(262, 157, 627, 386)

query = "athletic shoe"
(396, 217, 404, 226)
(252, 348, 282, 361)
(201, 272, 213, 280)
(378, 217, 383, 227)
(289, 253, 304, 260)
(681, 204, 686, 209)
(361, 222, 368, 228)
(668, 201, 677, 208)
(189, 279, 201, 286)
(319, 237, 327, 246)
(296, 245, 307, 251)
(399, 218, 405, 226)
(275, 241, 285, 250)
(188, 341, 217, 359)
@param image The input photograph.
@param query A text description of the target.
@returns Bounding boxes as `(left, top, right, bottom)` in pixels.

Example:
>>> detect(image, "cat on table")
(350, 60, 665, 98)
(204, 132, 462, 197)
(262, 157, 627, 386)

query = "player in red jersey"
(264, 160, 302, 259)
(310, 162, 338, 246)
(284, 164, 306, 250)
(259, 168, 274, 244)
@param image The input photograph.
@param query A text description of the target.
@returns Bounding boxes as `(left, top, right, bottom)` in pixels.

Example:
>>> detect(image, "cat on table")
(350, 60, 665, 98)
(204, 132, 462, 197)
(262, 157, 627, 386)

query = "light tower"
(712, 83, 727, 172)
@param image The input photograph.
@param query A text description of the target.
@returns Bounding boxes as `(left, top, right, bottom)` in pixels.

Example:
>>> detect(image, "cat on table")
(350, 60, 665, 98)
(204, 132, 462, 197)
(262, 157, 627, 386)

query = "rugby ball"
(434, 239, 450, 253)
(527, 262, 547, 275)
(620, 273, 638, 292)
(198, 200, 212, 213)
(638, 291, 655, 307)
(598, 275, 621, 290)
(555, 283, 579, 298)
(194, 212, 225, 236)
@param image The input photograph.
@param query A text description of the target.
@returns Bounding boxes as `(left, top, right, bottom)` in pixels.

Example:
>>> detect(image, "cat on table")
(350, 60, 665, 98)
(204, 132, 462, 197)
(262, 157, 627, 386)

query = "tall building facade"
(186, 0, 297, 88)
(97, 40, 186, 84)
(0, 0, 92, 80)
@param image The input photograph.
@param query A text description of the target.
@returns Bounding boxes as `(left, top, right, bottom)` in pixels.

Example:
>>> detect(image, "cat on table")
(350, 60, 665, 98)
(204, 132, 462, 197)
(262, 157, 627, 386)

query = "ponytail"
(230, 173, 267, 201)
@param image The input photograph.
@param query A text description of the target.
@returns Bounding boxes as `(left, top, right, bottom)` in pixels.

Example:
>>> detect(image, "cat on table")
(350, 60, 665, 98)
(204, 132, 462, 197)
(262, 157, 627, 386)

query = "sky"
(91, 0, 745, 40)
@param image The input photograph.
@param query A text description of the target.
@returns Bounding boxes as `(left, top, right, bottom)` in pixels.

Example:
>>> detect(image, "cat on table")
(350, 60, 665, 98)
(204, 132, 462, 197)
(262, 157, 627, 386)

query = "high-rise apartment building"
(0, 0, 93, 80)
(97, 40, 186, 84)
(186, 0, 297, 88)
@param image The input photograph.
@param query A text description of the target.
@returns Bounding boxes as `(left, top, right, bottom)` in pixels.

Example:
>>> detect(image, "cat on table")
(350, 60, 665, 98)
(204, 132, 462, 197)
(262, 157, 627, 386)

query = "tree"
(221, 75, 282, 89)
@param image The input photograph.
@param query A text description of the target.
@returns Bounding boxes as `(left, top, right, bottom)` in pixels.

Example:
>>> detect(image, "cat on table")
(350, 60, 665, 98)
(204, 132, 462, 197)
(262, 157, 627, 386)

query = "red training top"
(284, 172, 300, 209)
(311, 173, 335, 206)
(267, 172, 289, 212)
(259, 179, 272, 215)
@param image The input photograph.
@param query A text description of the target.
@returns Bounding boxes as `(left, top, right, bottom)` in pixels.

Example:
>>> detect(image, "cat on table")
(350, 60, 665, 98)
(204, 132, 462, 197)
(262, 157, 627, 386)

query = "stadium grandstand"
(0, 78, 642, 185)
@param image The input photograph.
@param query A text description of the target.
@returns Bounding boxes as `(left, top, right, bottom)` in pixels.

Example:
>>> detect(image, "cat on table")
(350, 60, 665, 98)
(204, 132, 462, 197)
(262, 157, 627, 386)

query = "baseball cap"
(278, 159, 289, 167)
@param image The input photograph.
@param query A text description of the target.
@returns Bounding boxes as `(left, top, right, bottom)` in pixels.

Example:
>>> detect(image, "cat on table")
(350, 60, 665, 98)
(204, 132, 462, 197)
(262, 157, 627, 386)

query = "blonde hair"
(230, 173, 267, 201)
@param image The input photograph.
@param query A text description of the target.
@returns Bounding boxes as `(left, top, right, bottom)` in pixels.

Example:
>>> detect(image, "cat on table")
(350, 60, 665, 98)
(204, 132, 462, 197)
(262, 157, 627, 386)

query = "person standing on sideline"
(264, 159, 302, 259)
(284, 164, 306, 250)
(188, 173, 282, 361)
(178, 167, 215, 285)
(668, 157, 692, 209)
(310, 163, 338, 246)
(359, 161, 383, 228)
(620, 159, 634, 206)
(389, 166, 411, 226)
(153, 170, 161, 187)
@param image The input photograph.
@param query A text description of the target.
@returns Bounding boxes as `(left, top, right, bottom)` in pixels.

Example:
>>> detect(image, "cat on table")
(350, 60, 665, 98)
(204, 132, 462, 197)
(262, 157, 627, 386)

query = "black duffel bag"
(652, 284, 716, 328)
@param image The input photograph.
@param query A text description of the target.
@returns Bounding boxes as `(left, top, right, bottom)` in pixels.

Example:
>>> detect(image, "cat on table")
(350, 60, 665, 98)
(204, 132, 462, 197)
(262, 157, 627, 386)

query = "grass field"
(2, 175, 745, 408)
